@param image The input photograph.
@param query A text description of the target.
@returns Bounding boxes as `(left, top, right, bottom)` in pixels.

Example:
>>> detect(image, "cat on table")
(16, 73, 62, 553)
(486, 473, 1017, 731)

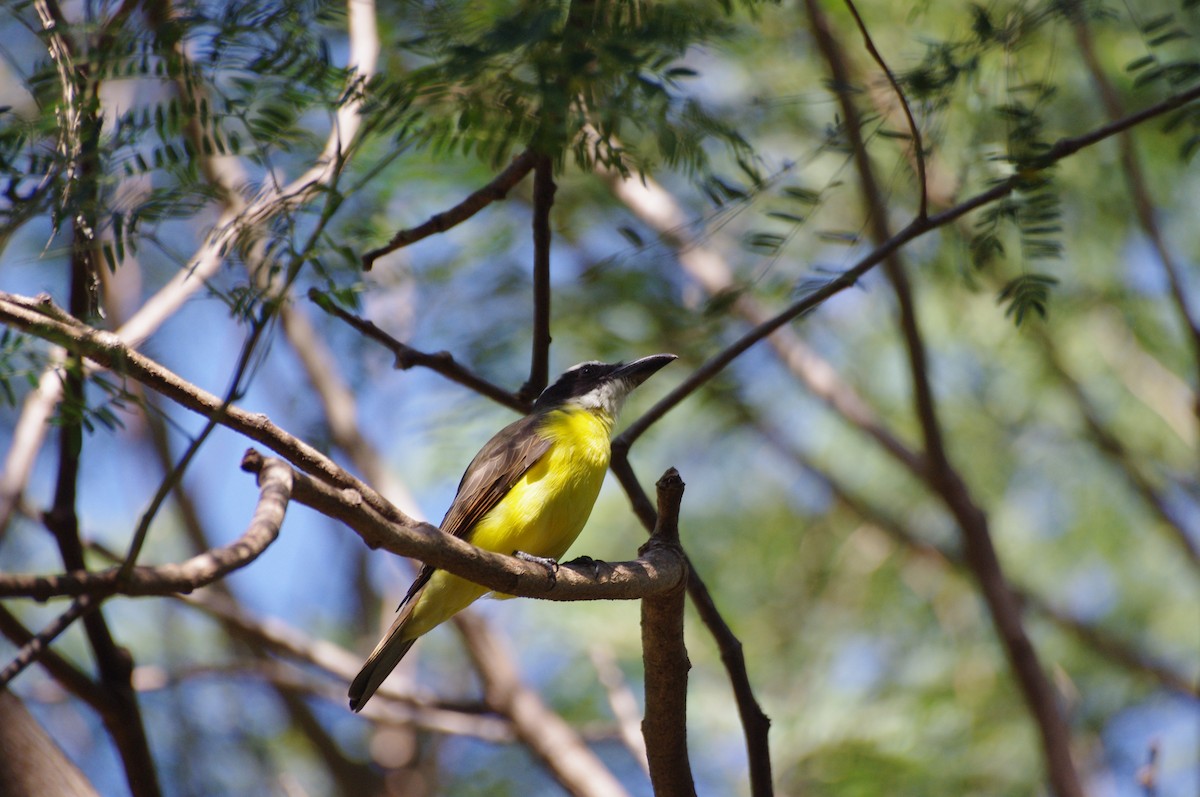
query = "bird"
(349, 353, 677, 712)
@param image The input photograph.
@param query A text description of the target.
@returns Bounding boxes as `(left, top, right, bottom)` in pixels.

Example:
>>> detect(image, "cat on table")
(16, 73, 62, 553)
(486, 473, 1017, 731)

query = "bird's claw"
(564, 555, 605, 579)
(514, 550, 560, 584)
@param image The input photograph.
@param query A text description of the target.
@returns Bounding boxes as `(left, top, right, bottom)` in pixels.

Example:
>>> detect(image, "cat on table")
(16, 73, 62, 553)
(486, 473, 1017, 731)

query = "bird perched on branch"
(349, 354, 676, 712)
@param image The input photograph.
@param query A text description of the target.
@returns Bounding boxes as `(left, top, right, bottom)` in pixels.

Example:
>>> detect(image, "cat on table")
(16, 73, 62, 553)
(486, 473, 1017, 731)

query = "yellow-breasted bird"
(349, 354, 676, 712)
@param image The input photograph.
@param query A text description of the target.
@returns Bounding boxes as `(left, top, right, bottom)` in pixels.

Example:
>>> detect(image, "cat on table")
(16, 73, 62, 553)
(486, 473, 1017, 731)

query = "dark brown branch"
(805, 4, 1084, 796)
(0, 596, 99, 691)
(521, 154, 556, 401)
(361, 148, 538, 270)
(237, 450, 687, 602)
(0, 292, 418, 530)
(43, 56, 162, 788)
(640, 469, 696, 797)
(614, 79, 1200, 451)
(308, 288, 528, 413)
(0, 688, 101, 797)
(610, 450, 774, 797)
(843, 0, 926, 219)
(0, 454, 292, 600)
(0, 605, 105, 710)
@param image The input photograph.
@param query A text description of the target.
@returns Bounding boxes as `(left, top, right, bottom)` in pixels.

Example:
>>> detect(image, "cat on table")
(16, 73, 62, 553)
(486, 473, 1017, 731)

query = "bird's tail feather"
(349, 603, 419, 712)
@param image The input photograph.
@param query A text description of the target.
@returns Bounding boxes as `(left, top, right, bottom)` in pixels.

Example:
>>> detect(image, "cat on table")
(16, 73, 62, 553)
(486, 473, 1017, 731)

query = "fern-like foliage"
(370, 0, 756, 174)
(997, 272, 1058, 325)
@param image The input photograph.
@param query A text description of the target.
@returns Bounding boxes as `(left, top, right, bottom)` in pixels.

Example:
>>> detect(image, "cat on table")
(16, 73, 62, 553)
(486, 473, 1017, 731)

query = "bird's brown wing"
(397, 413, 552, 608)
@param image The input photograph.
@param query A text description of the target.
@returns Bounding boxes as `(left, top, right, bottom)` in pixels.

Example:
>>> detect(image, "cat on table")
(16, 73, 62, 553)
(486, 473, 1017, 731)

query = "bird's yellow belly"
(403, 410, 612, 639)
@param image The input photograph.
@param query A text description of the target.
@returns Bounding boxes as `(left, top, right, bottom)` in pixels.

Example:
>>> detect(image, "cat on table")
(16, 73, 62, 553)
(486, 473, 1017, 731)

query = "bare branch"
(613, 78, 1200, 451)
(523, 154, 556, 401)
(361, 149, 539, 270)
(604, 166, 925, 476)
(640, 469, 696, 797)
(239, 450, 687, 603)
(804, 4, 1084, 795)
(308, 288, 527, 412)
(842, 0, 927, 219)
(0, 596, 99, 690)
(0, 455, 291, 600)
(0, 605, 105, 711)
(609, 450, 774, 797)
(0, 689, 101, 797)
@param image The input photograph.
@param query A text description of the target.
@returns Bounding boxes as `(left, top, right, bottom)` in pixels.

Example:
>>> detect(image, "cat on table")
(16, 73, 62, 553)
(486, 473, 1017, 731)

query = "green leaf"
(997, 273, 1058, 325)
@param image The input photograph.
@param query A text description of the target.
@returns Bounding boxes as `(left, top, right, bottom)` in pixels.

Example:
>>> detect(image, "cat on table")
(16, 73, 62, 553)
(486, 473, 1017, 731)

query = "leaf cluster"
(372, 0, 753, 174)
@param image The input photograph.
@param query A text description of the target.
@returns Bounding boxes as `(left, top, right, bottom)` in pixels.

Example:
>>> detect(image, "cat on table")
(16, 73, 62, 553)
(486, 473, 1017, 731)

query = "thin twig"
(843, 0, 927, 219)
(361, 148, 539, 270)
(614, 79, 1200, 452)
(0, 604, 106, 710)
(118, 317, 269, 581)
(307, 288, 527, 412)
(604, 166, 926, 476)
(0, 596, 99, 689)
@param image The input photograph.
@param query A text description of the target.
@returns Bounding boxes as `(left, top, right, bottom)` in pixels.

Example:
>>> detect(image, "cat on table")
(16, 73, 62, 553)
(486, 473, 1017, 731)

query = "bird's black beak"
(613, 353, 677, 387)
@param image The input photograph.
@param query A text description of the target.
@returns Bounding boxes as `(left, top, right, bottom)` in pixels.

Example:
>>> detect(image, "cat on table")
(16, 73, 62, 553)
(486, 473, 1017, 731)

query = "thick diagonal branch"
(805, 4, 1084, 796)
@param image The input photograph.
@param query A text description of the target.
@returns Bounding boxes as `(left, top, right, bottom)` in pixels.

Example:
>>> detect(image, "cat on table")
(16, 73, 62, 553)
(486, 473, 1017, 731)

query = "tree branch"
(640, 469, 696, 797)
(0, 596, 98, 691)
(1069, 10, 1200, 423)
(0, 291, 416, 530)
(612, 78, 1200, 452)
(0, 688, 101, 797)
(843, 0, 926, 219)
(805, 4, 1084, 795)
(609, 449, 774, 797)
(0, 454, 292, 600)
(522, 154, 556, 401)
(0, 605, 106, 710)
(308, 288, 527, 412)
(361, 148, 539, 270)
(237, 450, 687, 603)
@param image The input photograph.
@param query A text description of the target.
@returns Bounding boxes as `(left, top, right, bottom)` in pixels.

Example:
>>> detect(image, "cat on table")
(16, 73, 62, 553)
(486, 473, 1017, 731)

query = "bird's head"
(533, 353, 676, 419)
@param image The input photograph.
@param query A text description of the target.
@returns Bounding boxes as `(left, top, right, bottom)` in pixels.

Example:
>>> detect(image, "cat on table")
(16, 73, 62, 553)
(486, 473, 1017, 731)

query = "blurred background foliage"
(0, 0, 1197, 795)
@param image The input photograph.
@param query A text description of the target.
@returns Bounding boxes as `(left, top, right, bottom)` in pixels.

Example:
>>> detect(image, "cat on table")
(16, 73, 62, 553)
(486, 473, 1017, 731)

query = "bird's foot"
(564, 555, 606, 579)
(514, 550, 559, 584)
